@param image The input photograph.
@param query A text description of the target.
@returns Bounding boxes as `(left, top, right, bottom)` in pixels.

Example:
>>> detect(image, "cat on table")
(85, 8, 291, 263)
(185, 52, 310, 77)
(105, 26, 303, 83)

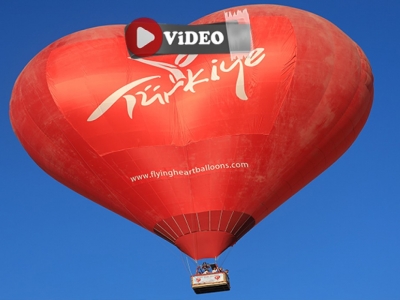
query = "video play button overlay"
(137, 27, 155, 48)
(125, 17, 163, 57)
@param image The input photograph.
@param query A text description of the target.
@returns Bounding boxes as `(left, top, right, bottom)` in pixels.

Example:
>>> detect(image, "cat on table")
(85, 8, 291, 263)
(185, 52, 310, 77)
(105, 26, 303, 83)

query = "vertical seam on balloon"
(224, 211, 235, 232)
(183, 145, 198, 254)
(234, 216, 255, 239)
(125, 149, 170, 224)
(127, 147, 175, 225)
(222, 136, 239, 221)
(196, 213, 202, 231)
(216, 210, 224, 259)
(154, 224, 171, 241)
(217, 210, 223, 231)
(182, 214, 192, 234)
(163, 219, 179, 238)
(171, 216, 185, 236)
(229, 212, 244, 234)
(154, 224, 176, 242)
(232, 213, 250, 236)
(250, 136, 270, 222)
(231, 136, 261, 226)
(209, 211, 211, 231)
(147, 151, 174, 220)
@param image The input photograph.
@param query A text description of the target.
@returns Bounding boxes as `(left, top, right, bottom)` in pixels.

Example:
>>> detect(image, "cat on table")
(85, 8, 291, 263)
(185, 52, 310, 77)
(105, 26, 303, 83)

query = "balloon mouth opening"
(153, 210, 255, 259)
(175, 231, 235, 260)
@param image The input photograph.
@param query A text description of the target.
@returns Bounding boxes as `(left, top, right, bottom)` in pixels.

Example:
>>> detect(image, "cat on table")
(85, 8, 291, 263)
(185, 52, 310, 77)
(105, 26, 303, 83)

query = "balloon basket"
(191, 272, 230, 294)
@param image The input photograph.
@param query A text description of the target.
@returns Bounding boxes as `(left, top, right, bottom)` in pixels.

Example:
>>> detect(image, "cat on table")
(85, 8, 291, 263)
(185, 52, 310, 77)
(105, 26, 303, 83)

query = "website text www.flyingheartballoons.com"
(130, 162, 249, 182)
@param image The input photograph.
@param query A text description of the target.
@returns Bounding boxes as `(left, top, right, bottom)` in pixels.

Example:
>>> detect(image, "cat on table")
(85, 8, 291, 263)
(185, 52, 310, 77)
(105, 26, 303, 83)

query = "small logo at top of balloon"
(124, 9, 253, 60)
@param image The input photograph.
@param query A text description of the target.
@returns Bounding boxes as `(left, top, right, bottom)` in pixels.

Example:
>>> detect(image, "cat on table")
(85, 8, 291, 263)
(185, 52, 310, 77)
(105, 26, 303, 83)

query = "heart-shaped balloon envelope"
(10, 5, 373, 259)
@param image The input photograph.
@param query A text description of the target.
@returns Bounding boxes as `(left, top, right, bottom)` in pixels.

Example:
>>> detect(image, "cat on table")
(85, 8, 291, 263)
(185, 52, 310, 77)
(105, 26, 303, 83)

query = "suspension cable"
(180, 253, 192, 276)
(218, 246, 233, 268)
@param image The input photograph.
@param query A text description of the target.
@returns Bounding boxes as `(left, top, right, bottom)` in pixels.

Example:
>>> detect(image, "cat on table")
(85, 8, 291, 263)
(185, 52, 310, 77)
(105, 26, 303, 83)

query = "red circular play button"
(125, 17, 163, 57)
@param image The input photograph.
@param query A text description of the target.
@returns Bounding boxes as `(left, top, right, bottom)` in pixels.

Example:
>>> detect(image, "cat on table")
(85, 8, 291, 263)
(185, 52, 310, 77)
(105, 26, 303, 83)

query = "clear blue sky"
(1, 0, 399, 299)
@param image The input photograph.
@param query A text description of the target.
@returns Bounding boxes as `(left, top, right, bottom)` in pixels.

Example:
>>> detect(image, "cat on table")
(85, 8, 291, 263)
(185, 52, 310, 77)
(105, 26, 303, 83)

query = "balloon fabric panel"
(10, 5, 373, 259)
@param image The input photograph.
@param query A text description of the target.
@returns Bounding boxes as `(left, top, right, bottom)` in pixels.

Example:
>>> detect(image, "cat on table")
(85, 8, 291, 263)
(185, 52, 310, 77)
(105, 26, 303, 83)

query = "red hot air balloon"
(9, 5, 373, 261)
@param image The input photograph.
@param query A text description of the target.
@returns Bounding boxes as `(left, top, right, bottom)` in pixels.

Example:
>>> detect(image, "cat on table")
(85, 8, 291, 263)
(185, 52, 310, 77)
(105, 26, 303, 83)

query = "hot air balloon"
(9, 4, 373, 293)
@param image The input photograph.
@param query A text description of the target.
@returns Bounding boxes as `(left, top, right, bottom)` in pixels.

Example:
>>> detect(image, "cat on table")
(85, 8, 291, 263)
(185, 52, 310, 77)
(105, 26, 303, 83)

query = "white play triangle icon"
(137, 27, 155, 49)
